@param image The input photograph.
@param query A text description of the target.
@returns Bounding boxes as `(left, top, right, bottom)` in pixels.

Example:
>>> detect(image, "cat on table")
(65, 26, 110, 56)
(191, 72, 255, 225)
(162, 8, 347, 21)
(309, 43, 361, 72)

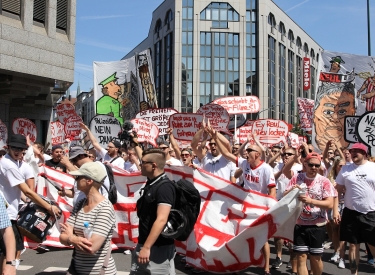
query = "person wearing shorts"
(285, 153, 335, 275)
(336, 143, 375, 275)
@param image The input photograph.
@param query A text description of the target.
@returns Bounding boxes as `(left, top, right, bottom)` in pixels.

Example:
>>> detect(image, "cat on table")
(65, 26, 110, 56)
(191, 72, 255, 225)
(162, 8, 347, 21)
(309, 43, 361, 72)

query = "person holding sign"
(206, 127, 275, 275)
(80, 123, 125, 169)
(336, 143, 375, 275)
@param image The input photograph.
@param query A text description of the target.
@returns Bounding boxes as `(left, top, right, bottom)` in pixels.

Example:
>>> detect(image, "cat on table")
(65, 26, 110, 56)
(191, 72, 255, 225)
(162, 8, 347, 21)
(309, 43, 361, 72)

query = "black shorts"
(293, 224, 325, 255)
(340, 207, 375, 246)
(0, 220, 24, 255)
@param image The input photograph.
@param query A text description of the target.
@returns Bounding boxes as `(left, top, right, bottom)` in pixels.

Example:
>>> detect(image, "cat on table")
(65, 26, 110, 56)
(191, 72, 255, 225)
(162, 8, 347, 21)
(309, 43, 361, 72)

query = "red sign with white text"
(303, 57, 310, 91)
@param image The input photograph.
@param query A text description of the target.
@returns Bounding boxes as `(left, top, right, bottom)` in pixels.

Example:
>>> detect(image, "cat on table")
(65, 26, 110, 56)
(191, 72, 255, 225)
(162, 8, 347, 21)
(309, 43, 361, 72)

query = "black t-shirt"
(137, 173, 176, 246)
(45, 159, 67, 173)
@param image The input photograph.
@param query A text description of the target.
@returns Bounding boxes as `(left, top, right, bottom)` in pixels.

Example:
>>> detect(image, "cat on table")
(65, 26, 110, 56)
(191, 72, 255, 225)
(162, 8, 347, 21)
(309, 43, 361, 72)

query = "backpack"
(101, 158, 118, 204)
(138, 177, 201, 241)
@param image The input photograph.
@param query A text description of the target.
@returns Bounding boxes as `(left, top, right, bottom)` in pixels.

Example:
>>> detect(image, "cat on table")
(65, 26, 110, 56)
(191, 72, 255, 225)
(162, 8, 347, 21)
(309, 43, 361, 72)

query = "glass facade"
(288, 50, 295, 124)
(154, 41, 162, 106)
(164, 33, 173, 107)
(279, 43, 286, 121)
(246, 0, 257, 97)
(181, 0, 194, 113)
(268, 35, 276, 119)
(200, 2, 239, 28)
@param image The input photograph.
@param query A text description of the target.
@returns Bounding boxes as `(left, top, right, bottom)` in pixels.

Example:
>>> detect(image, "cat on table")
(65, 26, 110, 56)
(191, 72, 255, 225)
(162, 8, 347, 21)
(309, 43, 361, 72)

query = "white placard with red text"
(252, 119, 288, 145)
(130, 118, 159, 146)
(0, 119, 7, 149)
(135, 108, 178, 136)
(297, 97, 314, 133)
(12, 118, 37, 143)
(50, 121, 66, 145)
(212, 96, 260, 115)
(56, 103, 77, 124)
(197, 104, 231, 134)
(169, 113, 203, 141)
(287, 132, 300, 148)
(64, 115, 83, 140)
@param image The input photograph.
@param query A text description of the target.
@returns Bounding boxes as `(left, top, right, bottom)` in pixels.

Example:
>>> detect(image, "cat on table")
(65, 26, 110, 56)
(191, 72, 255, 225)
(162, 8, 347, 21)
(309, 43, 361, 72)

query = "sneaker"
(36, 245, 49, 253)
(184, 264, 193, 270)
(330, 253, 340, 262)
(194, 269, 206, 274)
(15, 259, 20, 269)
(123, 249, 131, 255)
(338, 258, 345, 269)
(323, 241, 332, 250)
(180, 256, 186, 263)
(287, 261, 292, 268)
(272, 257, 283, 269)
(367, 258, 374, 265)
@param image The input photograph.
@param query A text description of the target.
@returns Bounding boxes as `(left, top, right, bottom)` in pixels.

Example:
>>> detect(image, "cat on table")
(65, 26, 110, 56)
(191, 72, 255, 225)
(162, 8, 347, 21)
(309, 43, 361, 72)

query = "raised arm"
(206, 126, 237, 164)
(167, 128, 181, 160)
(191, 128, 206, 161)
(322, 140, 333, 169)
(80, 122, 102, 153)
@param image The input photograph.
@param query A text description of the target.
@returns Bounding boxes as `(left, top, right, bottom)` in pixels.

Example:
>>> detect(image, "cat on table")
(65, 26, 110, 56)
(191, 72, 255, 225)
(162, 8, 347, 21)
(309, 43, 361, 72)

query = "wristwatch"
(6, 260, 17, 266)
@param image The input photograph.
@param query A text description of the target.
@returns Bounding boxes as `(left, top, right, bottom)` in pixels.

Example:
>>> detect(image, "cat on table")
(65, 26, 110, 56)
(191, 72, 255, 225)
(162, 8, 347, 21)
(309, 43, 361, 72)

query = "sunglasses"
(181, 153, 191, 157)
(328, 152, 334, 154)
(308, 149, 313, 153)
(209, 143, 216, 146)
(141, 160, 154, 165)
(10, 146, 25, 153)
(232, 147, 239, 150)
(272, 150, 280, 153)
(307, 163, 321, 168)
(282, 153, 295, 157)
(246, 148, 258, 153)
(159, 146, 169, 150)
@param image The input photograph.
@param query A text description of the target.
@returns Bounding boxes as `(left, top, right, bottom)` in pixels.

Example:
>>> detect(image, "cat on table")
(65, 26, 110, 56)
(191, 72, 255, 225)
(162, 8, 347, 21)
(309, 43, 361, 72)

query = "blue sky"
(72, 0, 374, 96)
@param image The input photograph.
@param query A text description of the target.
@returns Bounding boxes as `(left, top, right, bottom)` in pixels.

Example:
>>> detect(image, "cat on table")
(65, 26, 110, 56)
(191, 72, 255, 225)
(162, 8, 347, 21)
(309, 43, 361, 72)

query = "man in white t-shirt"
(206, 128, 275, 275)
(124, 147, 141, 172)
(284, 152, 335, 275)
(336, 143, 375, 275)
(59, 146, 110, 205)
(80, 122, 125, 169)
(0, 134, 61, 270)
(158, 141, 183, 166)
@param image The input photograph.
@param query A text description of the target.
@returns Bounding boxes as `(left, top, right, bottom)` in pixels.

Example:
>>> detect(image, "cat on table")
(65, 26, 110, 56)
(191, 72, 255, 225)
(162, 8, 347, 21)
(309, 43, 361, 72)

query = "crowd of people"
(0, 120, 375, 275)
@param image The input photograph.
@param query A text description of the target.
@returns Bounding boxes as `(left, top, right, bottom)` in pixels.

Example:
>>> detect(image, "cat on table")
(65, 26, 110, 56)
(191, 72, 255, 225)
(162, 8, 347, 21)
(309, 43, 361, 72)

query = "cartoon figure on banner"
(96, 72, 124, 125)
(326, 56, 345, 73)
(357, 73, 375, 112)
(313, 81, 355, 151)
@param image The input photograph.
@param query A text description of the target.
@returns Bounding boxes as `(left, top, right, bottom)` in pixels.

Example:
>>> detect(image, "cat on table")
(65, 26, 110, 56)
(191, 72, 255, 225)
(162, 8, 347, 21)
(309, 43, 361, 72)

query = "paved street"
(16, 242, 375, 274)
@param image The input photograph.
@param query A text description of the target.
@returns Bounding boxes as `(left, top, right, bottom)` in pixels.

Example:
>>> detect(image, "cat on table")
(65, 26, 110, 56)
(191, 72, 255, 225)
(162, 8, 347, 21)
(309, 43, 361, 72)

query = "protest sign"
(212, 96, 260, 114)
(344, 116, 360, 143)
(50, 121, 66, 145)
(12, 118, 37, 142)
(89, 115, 122, 148)
(287, 132, 300, 148)
(135, 108, 178, 135)
(130, 118, 159, 146)
(0, 120, 7, 149)
(64, 115, 82, 140)
(169, 113, 203, 141)
(197, 104, 230, 134)
(228, 114, 246, 130)
(299, 136, 307, 144)
(237, 125, 254, 144)
(355, 111, 375, 156)
(252, 119, 289, 145)
(56, 103, 77, 124)
(297, 97, 314, 133)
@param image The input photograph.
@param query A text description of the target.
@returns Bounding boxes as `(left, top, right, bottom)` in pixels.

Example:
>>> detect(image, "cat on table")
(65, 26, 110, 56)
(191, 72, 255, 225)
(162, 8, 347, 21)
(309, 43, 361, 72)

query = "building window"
(246, 1, 257, 99)
(154, 19, 162, 39)
(279, 22, 286, 42)
(154, 41, 162, 107)
(296, 56, 303, 97)
(164, 33, 173, 107)
(164, 9, 173, 29)
(296, 37, 302, 54)
(311, 65, 316, 100)
(56, 0, 68, 31)
(200, 2, 239, 29)
(279, 43, 286, 121)
(268, 36, 276, 119)
(1, 0, 21, 17)
(33, 0, 46, 26)
(310, 49, 315, 65)
(303, 43, 309, 56)
(268, 13, 276, 34)
(288, 50, 295, 124)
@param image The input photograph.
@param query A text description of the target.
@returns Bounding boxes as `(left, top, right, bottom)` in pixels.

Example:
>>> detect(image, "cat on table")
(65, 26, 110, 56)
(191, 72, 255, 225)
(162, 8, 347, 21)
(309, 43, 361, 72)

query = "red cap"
(305, 152, 322, 162)
(349, 143, 368, 154)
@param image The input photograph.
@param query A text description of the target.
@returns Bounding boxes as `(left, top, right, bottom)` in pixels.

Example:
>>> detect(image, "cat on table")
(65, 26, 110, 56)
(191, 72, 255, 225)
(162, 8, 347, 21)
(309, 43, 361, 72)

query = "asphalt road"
(16, 242, 375, 274)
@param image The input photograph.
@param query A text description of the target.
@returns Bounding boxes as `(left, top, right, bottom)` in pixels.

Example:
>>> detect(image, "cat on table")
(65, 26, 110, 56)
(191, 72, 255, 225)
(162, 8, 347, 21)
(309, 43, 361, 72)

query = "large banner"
(31, 165, 302, 273)
(312, 51, 375, 152)
(93, 49, 157, 126)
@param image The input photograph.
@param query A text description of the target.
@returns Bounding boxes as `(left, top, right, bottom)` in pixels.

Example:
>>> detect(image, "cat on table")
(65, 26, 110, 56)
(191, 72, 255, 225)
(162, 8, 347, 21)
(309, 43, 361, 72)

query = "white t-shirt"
(201, 153, 236, 181)
(97, 148, 125, 169)
(73, 161, 110, 205)
(336, 161, 375, 214)
(237, 158, 276, 195)
(166, 157, 183, 166)
(0, 154, 25, 219)
(18, 161, 35, 206)
(124, 161, 139, 173)
(273, 162, 303, 200)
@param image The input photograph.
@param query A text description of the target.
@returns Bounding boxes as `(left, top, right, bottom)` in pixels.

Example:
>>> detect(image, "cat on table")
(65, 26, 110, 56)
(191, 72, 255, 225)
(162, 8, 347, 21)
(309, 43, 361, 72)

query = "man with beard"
(45, 145, 66, 172)
(313, 82, 355, 152)
(336, 143, 375, 275)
